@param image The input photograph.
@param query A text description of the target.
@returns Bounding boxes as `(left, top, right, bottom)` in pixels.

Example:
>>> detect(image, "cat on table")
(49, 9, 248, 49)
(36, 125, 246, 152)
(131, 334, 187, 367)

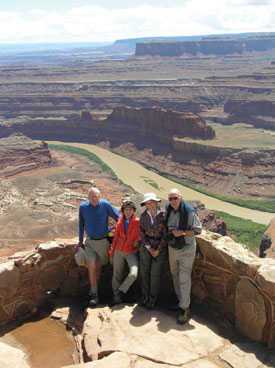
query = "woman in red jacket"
(110, 200, 140, 304)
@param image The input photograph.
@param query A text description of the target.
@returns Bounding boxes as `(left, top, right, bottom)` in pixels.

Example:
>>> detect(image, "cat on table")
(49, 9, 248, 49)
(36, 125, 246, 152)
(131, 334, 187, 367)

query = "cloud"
(0, 2, 274, 44)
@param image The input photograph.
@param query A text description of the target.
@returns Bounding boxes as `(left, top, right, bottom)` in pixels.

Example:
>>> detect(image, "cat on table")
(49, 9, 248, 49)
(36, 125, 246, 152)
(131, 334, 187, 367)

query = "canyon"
(0, 33, 274, 367)
(1, 106, 274, 200)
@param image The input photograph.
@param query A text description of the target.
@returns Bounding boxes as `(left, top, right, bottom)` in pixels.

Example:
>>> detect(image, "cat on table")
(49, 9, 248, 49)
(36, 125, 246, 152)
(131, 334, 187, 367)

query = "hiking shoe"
(138, 295, 149, 307)
(177, 308, 190, 324)
(113, 290, 123, 304)
(169, 302, 180, 311)
(145, 296, 156, 310)
(88, 293, 99, 307)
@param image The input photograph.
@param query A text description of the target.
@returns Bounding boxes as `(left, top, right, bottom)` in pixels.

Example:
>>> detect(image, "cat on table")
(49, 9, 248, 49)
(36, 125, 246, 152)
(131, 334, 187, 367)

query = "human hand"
(76, 242, 83, 252)
(172, 230, 185, 238)
(133, 239, 140, 248)
(110, 256, 114, 265)
(151, 250, 160, 258)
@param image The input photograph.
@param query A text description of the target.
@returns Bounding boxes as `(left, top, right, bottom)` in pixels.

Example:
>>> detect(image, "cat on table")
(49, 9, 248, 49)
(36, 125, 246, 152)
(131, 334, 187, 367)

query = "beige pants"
(168, 243, 196, 308)
(84, 237, 110, 265)
(112, 250, 139, 294)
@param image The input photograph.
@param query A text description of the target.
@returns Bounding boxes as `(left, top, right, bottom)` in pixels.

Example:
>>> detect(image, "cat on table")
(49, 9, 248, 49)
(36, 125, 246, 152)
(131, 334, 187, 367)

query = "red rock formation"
(0, 106, 274, 198)
(260, 217, 275, 258)
(0, 106, 215, 143)
(107, 106, 215, 142)
(0, 133, 53, 178)
(135, 35, 275, 57)
(224, 100, 275, 129)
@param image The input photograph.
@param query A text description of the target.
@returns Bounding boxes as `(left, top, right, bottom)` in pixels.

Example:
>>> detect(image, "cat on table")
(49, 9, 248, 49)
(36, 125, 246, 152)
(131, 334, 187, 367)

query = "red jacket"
(109, 214, 140, 256)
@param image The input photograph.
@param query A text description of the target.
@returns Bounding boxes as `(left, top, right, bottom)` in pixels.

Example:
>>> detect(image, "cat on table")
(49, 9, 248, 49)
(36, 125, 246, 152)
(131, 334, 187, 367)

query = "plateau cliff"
(0, 106, 274, 199)
(135, 34, 275, 57)
(224, 100, 275, 130)
(0, 133, 52, 178)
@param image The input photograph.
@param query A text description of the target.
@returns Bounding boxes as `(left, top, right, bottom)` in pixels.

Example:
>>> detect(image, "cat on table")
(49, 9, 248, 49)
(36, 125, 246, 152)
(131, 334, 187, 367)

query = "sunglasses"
(168, 197, 179, 201)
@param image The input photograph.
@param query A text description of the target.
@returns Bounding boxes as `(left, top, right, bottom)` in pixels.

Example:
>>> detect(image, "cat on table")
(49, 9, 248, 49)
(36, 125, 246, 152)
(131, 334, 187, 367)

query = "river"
(49, 141, 274, 225)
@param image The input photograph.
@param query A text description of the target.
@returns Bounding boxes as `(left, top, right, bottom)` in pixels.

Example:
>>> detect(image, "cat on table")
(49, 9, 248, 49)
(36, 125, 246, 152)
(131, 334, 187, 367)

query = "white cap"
(140, 192, 161, 206)
(74, 247, 88, 267)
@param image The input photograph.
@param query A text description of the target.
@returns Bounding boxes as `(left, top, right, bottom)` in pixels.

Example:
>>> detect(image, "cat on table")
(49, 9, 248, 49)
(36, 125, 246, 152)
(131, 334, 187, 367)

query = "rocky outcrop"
(260, 218, 275, 258)
(135, 35, 275, 57)
(0, 232, 274, 348)
(224, 100, 275, 129)
(1, 106, 274, 199)
(0, 106, 215, 142)
(0, 341, 30, 368)
(0, 133, 53, 178)
(107, 106, 215, 141)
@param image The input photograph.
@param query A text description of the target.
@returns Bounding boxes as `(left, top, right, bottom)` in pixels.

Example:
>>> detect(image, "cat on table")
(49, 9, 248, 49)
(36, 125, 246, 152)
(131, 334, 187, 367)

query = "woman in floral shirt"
(139, 193, 167, 309)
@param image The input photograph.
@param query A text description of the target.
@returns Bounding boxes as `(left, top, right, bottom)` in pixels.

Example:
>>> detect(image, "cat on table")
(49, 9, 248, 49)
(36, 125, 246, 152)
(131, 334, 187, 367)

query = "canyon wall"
(135, 35, 275, 57)
(0, 232, 274, 347)
(0, 106, 274, 199)
(223, 100, 275, 130)
(0, 106, 215, 143)
(0, 134, 53, 178)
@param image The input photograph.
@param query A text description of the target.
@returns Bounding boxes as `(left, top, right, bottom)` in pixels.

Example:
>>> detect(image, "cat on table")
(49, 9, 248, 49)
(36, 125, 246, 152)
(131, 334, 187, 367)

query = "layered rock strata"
(224, 100, 275, 129)
(135, 35, 275, 57)
(0, 106, 274, 199)
(0, 232, 274, 347)
(0, 133, 52, 178)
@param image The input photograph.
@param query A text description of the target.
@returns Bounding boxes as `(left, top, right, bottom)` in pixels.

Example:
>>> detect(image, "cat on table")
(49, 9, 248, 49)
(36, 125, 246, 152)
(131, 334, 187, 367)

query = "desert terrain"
(0, 34, 274, 368)
(0, 33, 274, 253)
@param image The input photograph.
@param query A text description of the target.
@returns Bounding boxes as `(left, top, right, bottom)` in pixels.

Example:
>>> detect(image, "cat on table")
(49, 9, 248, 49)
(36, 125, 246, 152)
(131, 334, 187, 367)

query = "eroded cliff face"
(135, 35, 275, 57)
(0, 106, 274, 199)
(0, 134, 52, 178)
(107, 106, 215, 142)
(224, 100, 275, 129)
(0, 106, 215, 143)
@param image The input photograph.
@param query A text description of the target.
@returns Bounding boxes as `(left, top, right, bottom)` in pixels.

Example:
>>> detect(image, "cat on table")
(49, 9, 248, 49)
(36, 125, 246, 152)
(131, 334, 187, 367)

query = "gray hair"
(169, 188, 181, 196)
(88, 187, 100, 196)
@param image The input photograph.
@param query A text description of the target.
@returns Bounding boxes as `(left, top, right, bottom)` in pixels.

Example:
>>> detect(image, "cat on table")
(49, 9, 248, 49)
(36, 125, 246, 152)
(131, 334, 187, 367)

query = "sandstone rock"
(0, 261, 19, 298)
(260, 218, 275, 259)
(1, 107, 274, 199)
(0, 133, 52, 178)
(82, 305, 225, 365)
(255, 262, 275, 299)
(196, 231, 260, 276)
(0, 341, 30, 368)
(235, 279, 266, 342)
(62, 352, 221, 368)
(135, 36, 275, 57)
(219, 342, 275, 368)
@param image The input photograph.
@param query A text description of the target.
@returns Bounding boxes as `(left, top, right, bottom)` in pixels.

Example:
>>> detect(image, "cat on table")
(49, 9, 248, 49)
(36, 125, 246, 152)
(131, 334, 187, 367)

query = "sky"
(0, 0, 274, 44)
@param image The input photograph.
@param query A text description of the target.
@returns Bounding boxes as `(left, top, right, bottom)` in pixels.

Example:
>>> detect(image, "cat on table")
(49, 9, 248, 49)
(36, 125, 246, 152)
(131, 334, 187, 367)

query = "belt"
(88, 236, 108, 241)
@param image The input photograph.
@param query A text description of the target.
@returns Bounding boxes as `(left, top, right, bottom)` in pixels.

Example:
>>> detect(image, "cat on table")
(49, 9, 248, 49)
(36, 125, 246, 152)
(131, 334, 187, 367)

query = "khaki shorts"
(84, 237, 110, 265)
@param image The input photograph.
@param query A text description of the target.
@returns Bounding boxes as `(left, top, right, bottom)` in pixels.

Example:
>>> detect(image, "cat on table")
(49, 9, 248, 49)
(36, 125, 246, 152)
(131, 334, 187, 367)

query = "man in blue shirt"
(77, 187, 120, 306)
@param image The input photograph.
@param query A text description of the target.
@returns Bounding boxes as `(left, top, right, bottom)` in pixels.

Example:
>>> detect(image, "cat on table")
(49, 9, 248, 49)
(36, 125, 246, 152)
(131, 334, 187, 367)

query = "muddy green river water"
(50, 141, 274, 225)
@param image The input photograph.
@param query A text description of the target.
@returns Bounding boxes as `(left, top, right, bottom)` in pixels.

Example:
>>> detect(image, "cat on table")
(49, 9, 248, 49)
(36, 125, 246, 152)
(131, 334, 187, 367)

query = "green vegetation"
(109, 149, 130, 159)
(48, 144, 137, 192)
(213, 210, 268, 251)
(168, 176, 275, 213)
(140, 176, 164, 191)
(103, 148, 275, 213)
(49, 144, 117, 177)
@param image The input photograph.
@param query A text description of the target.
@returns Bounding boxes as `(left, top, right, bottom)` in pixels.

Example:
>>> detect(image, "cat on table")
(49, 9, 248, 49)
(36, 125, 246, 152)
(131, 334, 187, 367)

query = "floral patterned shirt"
(139, 208, 167, 252)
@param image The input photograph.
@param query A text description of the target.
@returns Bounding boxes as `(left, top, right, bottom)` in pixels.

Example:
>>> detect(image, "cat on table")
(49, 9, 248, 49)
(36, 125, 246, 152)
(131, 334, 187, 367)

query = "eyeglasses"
(169, 197, 179, 201)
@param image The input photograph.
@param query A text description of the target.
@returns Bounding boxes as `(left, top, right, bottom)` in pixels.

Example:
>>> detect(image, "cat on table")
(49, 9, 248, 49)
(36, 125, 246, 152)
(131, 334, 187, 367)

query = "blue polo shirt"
(79, 199, 120, 242)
